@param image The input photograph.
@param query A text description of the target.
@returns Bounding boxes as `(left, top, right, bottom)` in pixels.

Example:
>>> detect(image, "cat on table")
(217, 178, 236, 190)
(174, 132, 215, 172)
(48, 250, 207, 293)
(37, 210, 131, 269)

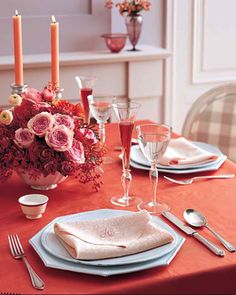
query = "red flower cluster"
(0, 86, 104, 191)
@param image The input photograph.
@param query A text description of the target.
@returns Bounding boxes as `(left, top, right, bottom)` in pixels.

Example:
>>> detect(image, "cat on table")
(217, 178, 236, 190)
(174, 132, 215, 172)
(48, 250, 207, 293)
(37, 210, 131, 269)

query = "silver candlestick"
(10, 83, 28, 95)
(55, 88, 64, 99)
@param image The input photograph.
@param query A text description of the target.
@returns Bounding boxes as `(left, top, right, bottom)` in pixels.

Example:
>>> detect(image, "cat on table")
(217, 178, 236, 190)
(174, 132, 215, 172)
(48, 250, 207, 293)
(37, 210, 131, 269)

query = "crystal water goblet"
(136, 124, 172, 214)
(88, 95, 114, 163)
(111, 101, 141, 207)
(75, 75, 97, 124)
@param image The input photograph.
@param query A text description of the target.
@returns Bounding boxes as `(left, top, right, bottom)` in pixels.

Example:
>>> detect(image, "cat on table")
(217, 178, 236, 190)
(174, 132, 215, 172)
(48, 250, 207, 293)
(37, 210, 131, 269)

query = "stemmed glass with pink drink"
(75, 76, 97, 124)
(111, 101, 141, 207)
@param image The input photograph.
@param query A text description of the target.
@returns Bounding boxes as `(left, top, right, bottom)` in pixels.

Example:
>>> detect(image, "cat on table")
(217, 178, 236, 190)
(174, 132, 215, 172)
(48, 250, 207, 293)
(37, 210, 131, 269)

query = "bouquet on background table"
(105, 0, 151, 16)
(0, 85, 104, 191)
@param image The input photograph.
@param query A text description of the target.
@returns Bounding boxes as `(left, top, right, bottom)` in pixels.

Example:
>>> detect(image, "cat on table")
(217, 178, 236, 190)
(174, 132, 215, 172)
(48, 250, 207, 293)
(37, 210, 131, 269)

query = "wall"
(0, 0, 163, 56)
(165, 0, 236, 133)
(0, 0, 111, 55)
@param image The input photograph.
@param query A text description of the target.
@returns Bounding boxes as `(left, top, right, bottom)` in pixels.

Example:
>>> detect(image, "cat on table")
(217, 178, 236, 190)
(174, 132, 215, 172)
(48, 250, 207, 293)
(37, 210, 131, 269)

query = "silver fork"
(8, 234, 45, 290)
(164, 174, 235, 185)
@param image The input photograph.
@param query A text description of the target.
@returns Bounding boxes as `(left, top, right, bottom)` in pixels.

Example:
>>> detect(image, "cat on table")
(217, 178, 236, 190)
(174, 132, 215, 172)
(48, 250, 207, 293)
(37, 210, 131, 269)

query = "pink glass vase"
(125, 14, 143, 51)
(17, 170, 67, 190)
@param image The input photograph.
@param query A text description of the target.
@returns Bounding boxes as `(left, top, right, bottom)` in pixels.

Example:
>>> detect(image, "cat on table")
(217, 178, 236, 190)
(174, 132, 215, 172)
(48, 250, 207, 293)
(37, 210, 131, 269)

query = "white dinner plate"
(40, 209, 178, 266)
(130, 141, 225, 170)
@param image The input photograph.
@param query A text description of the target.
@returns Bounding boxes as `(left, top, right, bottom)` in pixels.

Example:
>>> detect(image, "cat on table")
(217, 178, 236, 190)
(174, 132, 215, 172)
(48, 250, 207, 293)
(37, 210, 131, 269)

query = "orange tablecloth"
(1, 122, 236, 294)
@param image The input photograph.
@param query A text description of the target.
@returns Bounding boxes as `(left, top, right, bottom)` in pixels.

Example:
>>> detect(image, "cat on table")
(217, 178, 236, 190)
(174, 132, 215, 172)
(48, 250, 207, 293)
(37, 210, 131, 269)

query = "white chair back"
(182, 83, 236, 162)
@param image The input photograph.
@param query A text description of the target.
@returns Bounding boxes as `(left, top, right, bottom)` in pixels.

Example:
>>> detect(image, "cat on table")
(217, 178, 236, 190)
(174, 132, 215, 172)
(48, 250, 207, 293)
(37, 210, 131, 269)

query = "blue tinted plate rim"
(40, 209, 179, 266)
(131, 141, 225, 170)
(29, 209, 185, 276)
(130, 155, 227, 174)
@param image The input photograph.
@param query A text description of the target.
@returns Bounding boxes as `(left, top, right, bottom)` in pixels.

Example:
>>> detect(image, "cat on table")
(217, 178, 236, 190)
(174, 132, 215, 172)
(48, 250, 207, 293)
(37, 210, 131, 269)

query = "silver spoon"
(184, 208, 235, 252)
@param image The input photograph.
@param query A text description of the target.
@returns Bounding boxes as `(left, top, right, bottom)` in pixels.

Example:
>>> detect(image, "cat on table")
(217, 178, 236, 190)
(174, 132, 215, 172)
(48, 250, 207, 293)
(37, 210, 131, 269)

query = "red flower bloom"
(59, 160, 77, 176)
(42, 86, 55, 102)
(21, 87, 42, 103)
(39, 147, 55, 163)
(43, 159, 58, 176)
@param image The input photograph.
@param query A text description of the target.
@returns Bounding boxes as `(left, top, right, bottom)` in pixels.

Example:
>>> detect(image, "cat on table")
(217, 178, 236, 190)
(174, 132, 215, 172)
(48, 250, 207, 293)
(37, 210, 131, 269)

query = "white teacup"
(18, 194, 48, 219)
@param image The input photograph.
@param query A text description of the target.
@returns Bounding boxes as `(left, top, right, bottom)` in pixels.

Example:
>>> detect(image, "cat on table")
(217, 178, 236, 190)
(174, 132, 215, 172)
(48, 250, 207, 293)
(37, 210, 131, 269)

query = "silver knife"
(162, 211, 225, 257)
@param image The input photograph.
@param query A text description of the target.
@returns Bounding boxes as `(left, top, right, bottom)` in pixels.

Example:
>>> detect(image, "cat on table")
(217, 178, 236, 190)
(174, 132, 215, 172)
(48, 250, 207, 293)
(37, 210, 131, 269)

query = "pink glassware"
(125, 15, 143, 51)
(111, 101, 141, 207)
(75, 76, 97, 124)
(101, 34, 127, 53)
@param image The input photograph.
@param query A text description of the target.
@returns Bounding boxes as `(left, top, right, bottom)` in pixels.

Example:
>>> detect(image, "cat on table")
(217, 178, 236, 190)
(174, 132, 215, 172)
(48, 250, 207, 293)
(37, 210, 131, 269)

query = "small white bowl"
(18, 194, 49, 219)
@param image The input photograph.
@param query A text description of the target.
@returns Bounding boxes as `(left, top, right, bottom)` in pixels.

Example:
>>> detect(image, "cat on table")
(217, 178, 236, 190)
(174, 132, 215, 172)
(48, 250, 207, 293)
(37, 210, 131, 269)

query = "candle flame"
(51, 15, 56, 23)
(15, 10, 18, 16)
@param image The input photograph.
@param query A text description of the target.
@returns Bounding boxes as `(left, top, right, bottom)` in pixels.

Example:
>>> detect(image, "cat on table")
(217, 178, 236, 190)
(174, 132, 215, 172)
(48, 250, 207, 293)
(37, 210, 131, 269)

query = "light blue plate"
(130, 142, 226, 174)
(131, 141, 225, 170)
(40, 209, 179, 266)
(29, 209, 185, 277)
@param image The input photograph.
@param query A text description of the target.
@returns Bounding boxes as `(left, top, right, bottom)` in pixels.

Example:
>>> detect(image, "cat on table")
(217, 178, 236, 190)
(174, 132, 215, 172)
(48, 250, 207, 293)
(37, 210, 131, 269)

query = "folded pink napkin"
(54, 210, 173, 260)
(159, 137, 218, 166)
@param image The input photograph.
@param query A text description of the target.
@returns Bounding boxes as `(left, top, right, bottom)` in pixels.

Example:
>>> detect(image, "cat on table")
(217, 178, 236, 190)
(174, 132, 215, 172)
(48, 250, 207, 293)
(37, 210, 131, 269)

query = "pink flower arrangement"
(0, 86, 104, 191)
(105, 0, 151, 16)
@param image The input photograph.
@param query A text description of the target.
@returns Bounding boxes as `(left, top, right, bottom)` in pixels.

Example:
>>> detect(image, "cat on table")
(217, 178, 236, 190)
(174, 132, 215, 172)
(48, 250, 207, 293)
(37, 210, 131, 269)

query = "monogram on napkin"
(54, 210, 173, 260)
(159, 137, 218, 166)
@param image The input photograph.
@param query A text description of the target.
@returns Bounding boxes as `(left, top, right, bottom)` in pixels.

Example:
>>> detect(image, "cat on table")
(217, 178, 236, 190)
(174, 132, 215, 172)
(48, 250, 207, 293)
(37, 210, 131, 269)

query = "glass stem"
(98, 122, 105, 144)
(121, 147, 132, 202)
(149, 163, 158, 206)
(121, 168, 132, 201)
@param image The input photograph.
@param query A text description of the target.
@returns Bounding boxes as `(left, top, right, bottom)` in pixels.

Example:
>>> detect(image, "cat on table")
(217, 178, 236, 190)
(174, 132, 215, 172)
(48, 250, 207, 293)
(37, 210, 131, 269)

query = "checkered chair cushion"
(182, 85, 236, 162)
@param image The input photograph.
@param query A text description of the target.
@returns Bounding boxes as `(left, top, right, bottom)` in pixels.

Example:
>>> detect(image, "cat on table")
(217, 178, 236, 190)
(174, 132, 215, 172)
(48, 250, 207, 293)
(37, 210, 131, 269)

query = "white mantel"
(0, 45, 171, 122)
(0, 46, 170, 68)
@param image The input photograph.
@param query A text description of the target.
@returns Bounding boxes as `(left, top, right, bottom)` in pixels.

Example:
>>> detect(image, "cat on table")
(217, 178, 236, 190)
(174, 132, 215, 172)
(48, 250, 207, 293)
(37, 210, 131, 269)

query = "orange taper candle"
(13, 10, 24, 85)
(51, 15, 59, 88)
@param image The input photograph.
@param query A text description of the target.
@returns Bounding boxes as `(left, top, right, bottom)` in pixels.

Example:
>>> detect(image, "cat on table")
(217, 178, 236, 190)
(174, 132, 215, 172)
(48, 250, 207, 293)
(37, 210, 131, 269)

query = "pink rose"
(64, 139, 85, 164)
(45, 125, 74, 152)
(14, 128, 35, 148)
(80, 128, 98, 144)
(27, 112, 54, 136)
(21, 87, 42, 103)
(42, 86, 55, 102)
(53, 113, 75, 130)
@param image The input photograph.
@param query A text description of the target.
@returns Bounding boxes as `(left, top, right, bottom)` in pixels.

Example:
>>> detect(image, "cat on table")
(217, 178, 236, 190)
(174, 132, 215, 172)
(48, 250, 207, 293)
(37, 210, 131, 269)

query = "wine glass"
(136, 124, 172, 214)
(88, 95, 114, 163)
(75, 75, 97, 124)
(111, 101, 141, 207)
